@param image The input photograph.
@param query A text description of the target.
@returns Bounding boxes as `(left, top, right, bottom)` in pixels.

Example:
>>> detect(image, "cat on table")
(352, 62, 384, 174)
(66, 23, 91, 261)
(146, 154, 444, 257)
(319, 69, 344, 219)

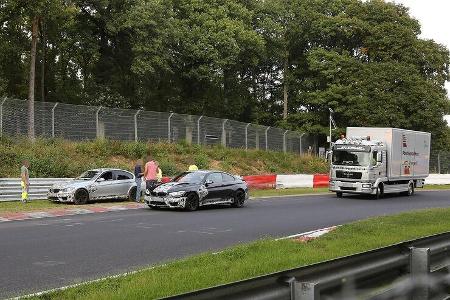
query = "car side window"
(207, 173, 223, 184)
(222, 173, 235, 182)
(100, 171, 113, 181)
(116, 171, 133, 180)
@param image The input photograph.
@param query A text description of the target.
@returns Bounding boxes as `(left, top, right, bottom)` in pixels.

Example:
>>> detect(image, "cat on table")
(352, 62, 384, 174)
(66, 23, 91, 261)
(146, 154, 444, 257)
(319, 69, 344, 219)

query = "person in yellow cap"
(188, 164, 198, 171)
(20, 160, 30, 203)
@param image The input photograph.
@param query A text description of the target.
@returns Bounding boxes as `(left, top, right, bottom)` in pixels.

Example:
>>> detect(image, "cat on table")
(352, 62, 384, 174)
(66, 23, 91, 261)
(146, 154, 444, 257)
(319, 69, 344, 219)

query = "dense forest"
(0, 0, 449, 148)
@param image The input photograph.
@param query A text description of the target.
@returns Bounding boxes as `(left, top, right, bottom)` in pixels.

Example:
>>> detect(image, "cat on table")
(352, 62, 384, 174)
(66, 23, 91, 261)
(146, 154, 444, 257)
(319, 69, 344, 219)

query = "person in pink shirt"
(144, 156, 159, 191)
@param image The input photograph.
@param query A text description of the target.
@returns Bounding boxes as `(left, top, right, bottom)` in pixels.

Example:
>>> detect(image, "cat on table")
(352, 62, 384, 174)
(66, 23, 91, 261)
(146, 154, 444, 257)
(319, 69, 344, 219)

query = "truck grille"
(336, 171, 362, 180)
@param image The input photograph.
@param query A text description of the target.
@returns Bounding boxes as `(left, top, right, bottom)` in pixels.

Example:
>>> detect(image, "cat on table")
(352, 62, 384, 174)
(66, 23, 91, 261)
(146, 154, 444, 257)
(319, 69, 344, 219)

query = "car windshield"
(173, 172, 207, 184)
(77, 170, 99, 180)
(332, 150, 370, 166)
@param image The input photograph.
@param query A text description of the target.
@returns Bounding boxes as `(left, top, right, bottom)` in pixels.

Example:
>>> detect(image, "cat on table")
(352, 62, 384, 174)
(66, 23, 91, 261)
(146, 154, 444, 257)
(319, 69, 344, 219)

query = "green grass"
(0, 199, 131, 214)
(28, 207, 450, 300)
(0, 137, 328, 178)
(424, 184, 450, 190)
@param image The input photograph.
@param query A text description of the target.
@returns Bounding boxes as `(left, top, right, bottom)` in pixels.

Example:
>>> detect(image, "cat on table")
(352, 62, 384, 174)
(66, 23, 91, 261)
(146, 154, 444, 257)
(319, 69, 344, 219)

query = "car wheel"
(128, 186, 137, 201)
(74, 189, 89, 205)
(184, 193, 199, 211)
(232, 190, 245, 208)
(336, 192, 343, 198)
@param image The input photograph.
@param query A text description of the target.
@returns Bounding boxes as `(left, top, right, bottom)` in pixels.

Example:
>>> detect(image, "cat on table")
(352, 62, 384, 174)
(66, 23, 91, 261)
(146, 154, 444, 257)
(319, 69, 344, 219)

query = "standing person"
(20, 160, 30, 203)
(144, 156, 158, 191)
(134, 159, 143, 202)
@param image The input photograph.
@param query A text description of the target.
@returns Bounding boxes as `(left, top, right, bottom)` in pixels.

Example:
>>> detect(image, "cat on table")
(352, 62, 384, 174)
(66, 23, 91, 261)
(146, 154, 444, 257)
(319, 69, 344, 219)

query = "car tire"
(74, 189, 89, 205)
(184, 193, 199, 211)
(336, 192, 343, 198)
(232, 190, 245, 208)
(128, 187, 137, 201)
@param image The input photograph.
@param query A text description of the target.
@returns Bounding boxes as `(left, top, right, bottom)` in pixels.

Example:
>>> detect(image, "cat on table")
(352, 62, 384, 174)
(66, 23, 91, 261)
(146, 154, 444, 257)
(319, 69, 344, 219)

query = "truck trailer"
(329, 127, 431, 198)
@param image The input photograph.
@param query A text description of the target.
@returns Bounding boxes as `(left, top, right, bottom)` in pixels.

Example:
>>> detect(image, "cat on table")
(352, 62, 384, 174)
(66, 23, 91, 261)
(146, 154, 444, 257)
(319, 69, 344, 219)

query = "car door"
(91, 171, 115, 199)
(221, 173, 236, 200)
(203, 172, 224, 204)
(113, 170, 134, 197)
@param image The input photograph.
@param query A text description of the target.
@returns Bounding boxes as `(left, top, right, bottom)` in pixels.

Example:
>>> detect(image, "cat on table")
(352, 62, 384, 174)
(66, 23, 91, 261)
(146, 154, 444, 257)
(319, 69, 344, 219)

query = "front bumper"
(144, 195, 187, 209)
(47, 191, 75, 202)
(329, 180, 375, 194)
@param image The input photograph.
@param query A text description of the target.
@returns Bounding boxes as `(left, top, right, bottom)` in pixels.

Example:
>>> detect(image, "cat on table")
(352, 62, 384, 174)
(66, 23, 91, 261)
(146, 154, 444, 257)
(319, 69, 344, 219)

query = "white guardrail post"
(410, 247, 430, 300)
(245, 123, 251, 150)
(197, 115, 203, 145)
(134, 109, 141, 142)
(283, 130, 288, 153)
(51, 102, 58, 138)
(168, 112, 174, 142)
(299, 133, 305, 155)
(0, 96, 6, 138)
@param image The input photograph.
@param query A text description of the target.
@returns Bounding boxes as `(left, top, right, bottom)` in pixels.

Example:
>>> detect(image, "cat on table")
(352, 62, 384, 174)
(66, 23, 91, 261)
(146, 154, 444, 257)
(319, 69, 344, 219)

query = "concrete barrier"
(243, 175, 277, 189)
(276, 174, 314, 189)
(426, 174, 450, 185)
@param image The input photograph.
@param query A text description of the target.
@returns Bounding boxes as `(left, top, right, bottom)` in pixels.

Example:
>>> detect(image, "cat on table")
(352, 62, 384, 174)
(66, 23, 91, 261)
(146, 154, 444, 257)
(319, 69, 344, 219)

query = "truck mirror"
(377, 152, 382, 163)
(326, 151, 332, 162)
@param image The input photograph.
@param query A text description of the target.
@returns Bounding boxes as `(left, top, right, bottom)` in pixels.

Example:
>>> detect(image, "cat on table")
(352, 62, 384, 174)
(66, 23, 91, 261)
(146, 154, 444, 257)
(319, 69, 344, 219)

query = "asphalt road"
(2, 190, 450, 299)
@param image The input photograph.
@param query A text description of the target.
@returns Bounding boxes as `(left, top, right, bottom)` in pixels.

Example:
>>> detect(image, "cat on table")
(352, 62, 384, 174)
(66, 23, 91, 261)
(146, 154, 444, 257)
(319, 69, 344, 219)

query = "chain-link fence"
(0, 97, 318, 154)
(430, 152, 450, 174)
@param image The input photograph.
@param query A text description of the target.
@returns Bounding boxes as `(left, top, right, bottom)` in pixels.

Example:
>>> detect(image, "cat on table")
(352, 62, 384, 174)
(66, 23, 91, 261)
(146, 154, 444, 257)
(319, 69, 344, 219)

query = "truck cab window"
(372, 151, 378, 165)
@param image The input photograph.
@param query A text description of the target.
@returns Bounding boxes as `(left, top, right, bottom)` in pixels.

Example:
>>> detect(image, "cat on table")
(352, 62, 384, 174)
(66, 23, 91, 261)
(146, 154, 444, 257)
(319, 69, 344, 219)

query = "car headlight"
(169, 191, 186, 198)
(61, 187, 75, 193)
(145, 189, 151, 195)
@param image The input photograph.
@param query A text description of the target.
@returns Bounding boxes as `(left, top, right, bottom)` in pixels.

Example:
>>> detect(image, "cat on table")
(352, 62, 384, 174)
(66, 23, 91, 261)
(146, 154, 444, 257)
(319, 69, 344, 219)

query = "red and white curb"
(276, 226, 338, 243)
(0, 203, 146, 223)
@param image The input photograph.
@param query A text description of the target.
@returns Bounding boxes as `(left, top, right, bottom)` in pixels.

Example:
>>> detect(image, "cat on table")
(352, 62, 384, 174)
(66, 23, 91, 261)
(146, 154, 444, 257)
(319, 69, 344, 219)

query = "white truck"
(329, 127, 431, 198)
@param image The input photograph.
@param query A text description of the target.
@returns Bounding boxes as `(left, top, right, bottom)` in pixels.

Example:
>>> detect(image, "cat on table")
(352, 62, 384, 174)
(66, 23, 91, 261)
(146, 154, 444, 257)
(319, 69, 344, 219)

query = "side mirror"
(326, 151, 332, 162)
(97, 178, 106, 182)
(205, 179, 213, 186)
(377, 152, 382, 163)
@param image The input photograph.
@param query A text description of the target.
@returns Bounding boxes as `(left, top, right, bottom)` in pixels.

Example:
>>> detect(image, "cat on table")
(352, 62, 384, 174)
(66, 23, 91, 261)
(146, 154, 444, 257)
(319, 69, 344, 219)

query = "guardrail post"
(0, 96, 6, 138)
(95, 106, 103, 139)
(410, 247, 430, 300)
(283, 130, 288, 153)
(221, 119, 228, 147)
(265, 126, 270, 151)
(437, 153, 441, 174)
(51, 102, 58, 138)
(197, 115, 203, 145)
(245, 123, 251, 150)
(290, 281, 317, 300)
(168, 112, 174, 142)
(134, 109, 141, 142)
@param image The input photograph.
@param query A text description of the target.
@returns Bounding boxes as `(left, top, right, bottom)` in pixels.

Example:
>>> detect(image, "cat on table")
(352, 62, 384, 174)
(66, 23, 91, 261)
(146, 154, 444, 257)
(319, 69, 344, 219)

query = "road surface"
(1, 190, 450, 298)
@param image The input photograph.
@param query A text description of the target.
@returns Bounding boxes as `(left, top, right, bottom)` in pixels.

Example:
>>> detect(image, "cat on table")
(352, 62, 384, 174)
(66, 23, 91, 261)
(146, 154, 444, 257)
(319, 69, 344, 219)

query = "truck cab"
(329, 137, 387, 197)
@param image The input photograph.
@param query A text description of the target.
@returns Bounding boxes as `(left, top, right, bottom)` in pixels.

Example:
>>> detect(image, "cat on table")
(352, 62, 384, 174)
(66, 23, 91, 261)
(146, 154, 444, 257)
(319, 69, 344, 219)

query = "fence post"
(51, 102, 58, 138)
(0, 97, 6, 138)
(221, 119, 228, 147)
(245, 123, 251, 150)
(410, 247, 430, 300)
(197, 115, 203, 145)
(283, 130, 288, 153)
(168, 112, 174, 142)
(299, 133, 305, 155)
(437, 153, 441, 174)
(265, 126, 270, 151)
(134, 109, 141, 142)
(96, 106, 102, 139)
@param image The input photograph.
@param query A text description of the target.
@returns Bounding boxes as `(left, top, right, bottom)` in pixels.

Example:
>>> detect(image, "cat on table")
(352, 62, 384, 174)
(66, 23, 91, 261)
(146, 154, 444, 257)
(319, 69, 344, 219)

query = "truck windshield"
(332, 150, 370, 166)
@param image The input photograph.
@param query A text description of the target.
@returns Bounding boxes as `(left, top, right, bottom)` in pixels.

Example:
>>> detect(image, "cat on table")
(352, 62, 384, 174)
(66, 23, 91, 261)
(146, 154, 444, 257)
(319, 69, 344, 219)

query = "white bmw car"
(47, 168, 142, 204)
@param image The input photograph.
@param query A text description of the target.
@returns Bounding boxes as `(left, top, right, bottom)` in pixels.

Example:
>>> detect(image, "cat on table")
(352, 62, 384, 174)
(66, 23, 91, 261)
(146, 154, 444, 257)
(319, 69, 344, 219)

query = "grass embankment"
(28, 207, 450, 300)
(0, 137, 327, 178)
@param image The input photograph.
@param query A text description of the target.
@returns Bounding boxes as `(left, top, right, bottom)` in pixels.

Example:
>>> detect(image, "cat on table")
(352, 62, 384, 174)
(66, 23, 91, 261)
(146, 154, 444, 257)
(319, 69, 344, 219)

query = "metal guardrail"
(0, 178, 70, 201)
(165, 232, 450, 300)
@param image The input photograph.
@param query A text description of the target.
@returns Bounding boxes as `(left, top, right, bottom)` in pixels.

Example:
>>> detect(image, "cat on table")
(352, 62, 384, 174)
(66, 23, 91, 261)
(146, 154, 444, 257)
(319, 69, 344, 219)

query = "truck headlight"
(362, 183, 372, 188)
(169, 191, 186, 198)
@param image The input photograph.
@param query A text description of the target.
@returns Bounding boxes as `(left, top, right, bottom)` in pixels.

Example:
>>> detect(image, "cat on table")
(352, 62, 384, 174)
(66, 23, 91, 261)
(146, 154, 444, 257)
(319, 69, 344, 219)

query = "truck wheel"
(404, 183, 414, 196)
(375, 185, 383, 199)
(336, 192, 343, 198)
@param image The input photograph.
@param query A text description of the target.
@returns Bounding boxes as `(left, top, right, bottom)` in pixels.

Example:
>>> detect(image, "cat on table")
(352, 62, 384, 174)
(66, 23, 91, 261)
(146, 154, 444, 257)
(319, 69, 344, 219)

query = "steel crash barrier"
(164, 232, 450, 300)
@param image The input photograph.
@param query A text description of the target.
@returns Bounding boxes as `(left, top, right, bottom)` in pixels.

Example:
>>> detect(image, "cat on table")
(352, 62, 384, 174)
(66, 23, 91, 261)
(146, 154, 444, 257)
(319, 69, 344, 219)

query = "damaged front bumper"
(144, 195, 187, 209)
(47, 191, 75, 202)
